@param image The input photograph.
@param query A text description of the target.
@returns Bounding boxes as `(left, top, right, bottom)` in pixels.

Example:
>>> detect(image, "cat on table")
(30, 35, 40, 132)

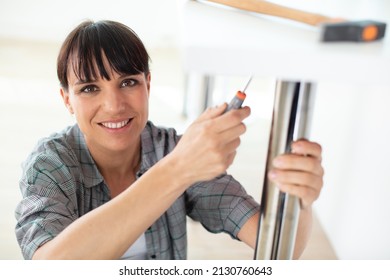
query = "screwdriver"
(224, 76, 252, 113)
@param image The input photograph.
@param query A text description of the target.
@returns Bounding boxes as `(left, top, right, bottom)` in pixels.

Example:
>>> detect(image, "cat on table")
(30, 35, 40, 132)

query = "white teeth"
(101, 119, 130, 129)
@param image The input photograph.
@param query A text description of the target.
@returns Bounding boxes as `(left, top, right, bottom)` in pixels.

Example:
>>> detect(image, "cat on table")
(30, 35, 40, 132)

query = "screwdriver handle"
(224, 91, 246, 113)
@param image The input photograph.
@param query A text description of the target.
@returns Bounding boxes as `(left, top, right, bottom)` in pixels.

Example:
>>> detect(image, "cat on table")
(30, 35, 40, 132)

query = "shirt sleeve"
(15, 151, 79, 260)
(185, 174, 260, 240)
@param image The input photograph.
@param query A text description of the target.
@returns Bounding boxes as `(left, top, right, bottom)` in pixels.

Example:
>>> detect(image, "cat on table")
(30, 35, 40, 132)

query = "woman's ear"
(60, 88, 74, 114)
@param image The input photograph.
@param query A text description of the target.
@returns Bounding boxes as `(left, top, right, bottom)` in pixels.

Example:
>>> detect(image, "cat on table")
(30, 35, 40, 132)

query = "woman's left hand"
(268, 139, 324, 209)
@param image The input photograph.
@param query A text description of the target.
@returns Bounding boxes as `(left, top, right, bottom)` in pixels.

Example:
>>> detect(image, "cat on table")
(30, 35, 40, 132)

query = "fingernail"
(216, 103, 226, 110)
(272, 157, 283, 167)
(268, 170, 277, 179)
(291, 144, 300, 154)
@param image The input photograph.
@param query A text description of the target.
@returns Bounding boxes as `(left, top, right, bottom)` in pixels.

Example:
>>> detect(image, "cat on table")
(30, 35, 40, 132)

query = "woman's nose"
(103, 89, 126, 114)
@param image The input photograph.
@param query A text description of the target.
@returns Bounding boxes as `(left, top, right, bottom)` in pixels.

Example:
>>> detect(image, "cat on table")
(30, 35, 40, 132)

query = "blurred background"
(1, 0, 389, 260)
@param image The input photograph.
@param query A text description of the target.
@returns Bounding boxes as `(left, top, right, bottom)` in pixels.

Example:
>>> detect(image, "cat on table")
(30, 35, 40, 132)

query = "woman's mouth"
(100, 118, 132, 129)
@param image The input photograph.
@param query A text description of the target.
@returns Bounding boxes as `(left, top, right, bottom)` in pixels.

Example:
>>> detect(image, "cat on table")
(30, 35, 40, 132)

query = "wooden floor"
(188, 212, 337, 260)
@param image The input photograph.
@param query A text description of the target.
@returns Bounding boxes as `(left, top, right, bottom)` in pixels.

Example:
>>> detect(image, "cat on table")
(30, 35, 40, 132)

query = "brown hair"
(57, 20, 150, 91)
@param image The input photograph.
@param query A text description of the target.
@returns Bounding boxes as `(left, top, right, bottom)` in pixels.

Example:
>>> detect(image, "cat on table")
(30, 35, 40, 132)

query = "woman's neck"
(87, 139, 142, 196)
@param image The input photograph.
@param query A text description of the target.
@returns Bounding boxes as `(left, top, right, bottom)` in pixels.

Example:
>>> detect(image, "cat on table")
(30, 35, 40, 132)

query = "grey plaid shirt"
(15, 121, 259, 260)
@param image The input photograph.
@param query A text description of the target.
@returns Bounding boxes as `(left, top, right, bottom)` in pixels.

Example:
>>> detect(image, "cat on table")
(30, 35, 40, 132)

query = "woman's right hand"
(169, 103, 251, 186)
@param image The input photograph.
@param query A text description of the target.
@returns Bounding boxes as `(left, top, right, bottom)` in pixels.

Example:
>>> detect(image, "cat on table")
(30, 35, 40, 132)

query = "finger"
(213, 106, 251, 132)
(223, 137, 241, 154)
(219, 122, 246, 144)
(268, 169, 323, 190)
(196, 103, 227, 122)
(273, 154, 324, 176)
(276, 183, 320, 208)
(225, 150, 237, 167)
(291, 140, 322, 161)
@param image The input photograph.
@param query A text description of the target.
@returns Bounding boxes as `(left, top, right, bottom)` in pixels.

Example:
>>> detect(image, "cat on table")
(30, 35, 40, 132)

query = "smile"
(100, 119, 131, 129)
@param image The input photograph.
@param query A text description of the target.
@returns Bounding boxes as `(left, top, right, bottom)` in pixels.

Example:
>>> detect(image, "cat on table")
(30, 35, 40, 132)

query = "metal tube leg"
(254, 80, 316, 260)
(277, 82, 316, 259)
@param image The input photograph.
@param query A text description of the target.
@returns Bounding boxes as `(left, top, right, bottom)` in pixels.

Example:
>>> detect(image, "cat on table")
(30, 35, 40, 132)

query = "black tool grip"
(321, 20, 386, 42)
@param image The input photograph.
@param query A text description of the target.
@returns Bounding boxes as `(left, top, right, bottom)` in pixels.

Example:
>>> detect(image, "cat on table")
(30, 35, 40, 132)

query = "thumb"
(196, 103, 227, 122)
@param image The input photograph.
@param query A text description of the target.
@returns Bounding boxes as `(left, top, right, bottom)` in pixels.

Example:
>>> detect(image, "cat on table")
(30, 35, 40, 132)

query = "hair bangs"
(98, 22, 149, 76)
(70, 31, 110, 83)
(57, 20, 150, 91)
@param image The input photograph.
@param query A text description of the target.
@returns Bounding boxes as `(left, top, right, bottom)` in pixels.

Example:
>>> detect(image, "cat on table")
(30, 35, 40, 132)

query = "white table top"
(178, 0, 390, 84)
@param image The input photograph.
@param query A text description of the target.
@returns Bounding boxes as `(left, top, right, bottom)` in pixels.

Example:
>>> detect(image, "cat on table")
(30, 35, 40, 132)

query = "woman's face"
(61, 60, 150, 155)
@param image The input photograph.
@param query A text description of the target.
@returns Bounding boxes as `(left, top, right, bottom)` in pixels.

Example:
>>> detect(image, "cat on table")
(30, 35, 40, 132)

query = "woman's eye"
(121, 79, 137, 87)
(80, 85, 98, 93)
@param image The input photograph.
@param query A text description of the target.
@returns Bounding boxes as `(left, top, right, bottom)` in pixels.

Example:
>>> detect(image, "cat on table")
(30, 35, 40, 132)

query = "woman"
(15, 20, 324, 260)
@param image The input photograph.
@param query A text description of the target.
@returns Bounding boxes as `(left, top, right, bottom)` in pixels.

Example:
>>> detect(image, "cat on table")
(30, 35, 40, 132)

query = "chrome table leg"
(254, 80, 316, 260)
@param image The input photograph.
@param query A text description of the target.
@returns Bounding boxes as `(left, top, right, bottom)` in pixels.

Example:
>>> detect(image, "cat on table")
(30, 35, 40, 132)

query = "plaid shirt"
(15, 121, 259, 260)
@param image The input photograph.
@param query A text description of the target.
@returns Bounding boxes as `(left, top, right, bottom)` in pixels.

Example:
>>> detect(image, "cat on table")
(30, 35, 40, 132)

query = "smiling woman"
(57, 21, 152, 198)
(14, 19, 324, 260)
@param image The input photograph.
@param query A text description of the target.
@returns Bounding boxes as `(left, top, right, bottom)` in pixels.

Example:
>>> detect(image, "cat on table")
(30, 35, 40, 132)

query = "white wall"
(312, 82, 390, 259)
(0, 0, 180, 48)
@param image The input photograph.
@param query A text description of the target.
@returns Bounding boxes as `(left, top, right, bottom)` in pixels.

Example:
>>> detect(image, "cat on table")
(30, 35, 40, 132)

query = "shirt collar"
(138, 121, 158, 176)
(68, 125, 104, 188)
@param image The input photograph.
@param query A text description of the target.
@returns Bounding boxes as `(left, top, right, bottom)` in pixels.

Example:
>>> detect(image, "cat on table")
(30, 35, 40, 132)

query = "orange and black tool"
(224, 76, 252, 113)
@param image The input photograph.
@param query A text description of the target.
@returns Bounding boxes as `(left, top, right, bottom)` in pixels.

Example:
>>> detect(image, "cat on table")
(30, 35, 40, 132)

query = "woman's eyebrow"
(74, 79, 97, 86)
(73, 73, 142, 86)
(118, 73, 140, 79)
